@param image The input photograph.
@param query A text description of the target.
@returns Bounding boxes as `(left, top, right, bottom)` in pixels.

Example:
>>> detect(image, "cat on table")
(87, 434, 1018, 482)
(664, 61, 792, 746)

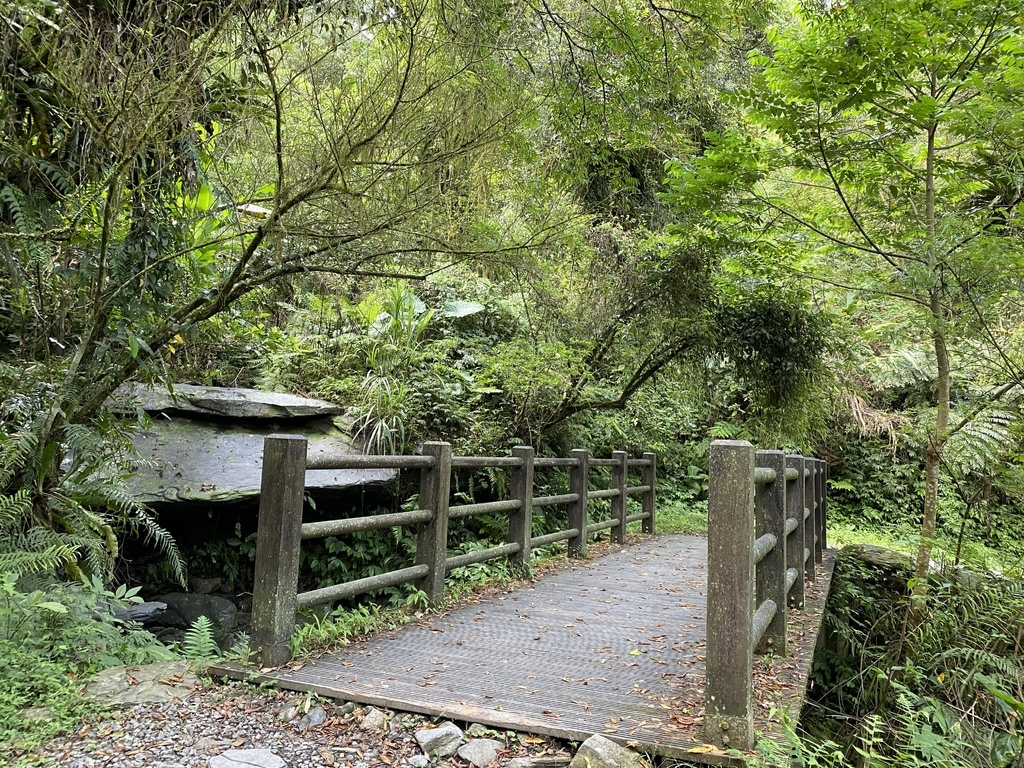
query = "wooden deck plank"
(215, 535, 834, 765)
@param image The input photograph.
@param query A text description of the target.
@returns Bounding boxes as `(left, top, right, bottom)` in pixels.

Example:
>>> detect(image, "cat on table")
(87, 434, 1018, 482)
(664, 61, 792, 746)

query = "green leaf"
(35, 601, 68, 613)
(443, 301, 485, 318)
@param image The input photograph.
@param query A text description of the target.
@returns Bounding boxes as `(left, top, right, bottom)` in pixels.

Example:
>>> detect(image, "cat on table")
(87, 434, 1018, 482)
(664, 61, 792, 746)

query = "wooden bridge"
(214, 439, 835, 764)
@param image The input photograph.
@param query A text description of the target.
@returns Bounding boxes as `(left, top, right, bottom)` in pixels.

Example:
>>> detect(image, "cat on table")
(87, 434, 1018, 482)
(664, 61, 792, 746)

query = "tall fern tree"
(668, 0, 1024, 588)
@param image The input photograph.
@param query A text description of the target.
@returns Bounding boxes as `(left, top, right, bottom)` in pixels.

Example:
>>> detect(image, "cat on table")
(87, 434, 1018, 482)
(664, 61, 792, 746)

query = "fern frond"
(0, 490, 30, 530)
(944, 407, 1015, 475)
(0, 543, 76, 576)
(182, 616, 221, 660)
(0, 430, 39, 490)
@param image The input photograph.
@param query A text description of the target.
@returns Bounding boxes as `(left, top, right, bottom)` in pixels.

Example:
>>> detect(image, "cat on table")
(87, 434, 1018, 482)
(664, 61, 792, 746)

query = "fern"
(182, 616, 221, 661)
(944, 407, 1015, 476)
(0, 396, 186, 585)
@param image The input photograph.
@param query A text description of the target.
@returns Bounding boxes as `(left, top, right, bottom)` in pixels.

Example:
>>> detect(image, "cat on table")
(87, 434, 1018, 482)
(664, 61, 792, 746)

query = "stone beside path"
(19, 672, 652, 768)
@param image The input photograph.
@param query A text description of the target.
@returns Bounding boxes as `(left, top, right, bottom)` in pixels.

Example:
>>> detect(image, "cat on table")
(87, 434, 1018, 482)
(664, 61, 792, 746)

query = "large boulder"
(155, 593, 237, 632)
(113, 601, 167, 625)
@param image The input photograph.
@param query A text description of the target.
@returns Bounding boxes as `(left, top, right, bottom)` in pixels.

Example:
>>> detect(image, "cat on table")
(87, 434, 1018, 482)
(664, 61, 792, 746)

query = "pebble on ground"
(19, 679, 573, 768)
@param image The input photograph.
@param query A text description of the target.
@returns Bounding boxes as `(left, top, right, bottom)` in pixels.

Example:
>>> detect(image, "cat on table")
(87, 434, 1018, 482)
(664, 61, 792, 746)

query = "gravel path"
(22, 678, 573, 767)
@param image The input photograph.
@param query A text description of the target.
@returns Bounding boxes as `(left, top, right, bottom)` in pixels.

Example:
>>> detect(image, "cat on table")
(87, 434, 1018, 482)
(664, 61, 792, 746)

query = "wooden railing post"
(509, 445, 534, 574)
(611, 450, 628, 545)
(705, 439, 755, 751)
(755, 450, 787, 655)
(416, 442, 452, 606)
(821, 461, 828, 552)
(786, 455, 806, 610)
(803, 459, 816, 585)
(251, 435, 307, 667)
(641, 452, 657, 533)
(814, 459, 825, 564)
(567, 449, 590, 558)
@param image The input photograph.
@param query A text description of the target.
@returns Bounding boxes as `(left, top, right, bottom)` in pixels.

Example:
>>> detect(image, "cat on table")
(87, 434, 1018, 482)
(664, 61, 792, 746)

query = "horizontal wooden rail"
(753, 533, 776, 564)
(586, 518, 620, 534)
(252, 439, 659, 666)
(301, 509, 432, 540)
(533, 457, 580, 468)
(752, 599, 777, 648)
(297, 565, 430, 609)
(533, 492, 580, 508)
(446, 543, 521, 571)
(450, 456, 524, 469)
(705, 442, 828, 751)
(786, 567, 799, 592)
(530, 528, 580, 547)
(448, 499, 522, 519)
(305, 453, 434, 470)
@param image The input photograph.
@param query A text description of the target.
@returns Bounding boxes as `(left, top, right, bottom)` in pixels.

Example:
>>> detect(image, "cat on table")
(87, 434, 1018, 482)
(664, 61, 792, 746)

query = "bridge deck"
(219, 535, 834, 764)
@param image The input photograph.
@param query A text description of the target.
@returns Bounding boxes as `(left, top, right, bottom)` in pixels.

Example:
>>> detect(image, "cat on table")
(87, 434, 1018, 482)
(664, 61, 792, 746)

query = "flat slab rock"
(110, 382, 345, 420)
(122, 415, 395, 504)
(85, 661, 199, 707)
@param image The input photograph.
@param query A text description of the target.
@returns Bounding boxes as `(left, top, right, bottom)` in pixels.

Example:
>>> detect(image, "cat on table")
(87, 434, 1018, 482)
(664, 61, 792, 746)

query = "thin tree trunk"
(913, 79, 947, 588)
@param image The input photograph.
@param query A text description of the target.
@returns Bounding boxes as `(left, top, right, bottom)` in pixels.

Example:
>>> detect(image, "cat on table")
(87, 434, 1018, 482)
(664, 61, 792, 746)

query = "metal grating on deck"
(215, 535, 834, 765)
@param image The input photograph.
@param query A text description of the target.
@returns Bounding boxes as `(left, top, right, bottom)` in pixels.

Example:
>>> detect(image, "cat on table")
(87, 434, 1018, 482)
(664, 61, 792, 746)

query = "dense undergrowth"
(756, 551, 1024, 768)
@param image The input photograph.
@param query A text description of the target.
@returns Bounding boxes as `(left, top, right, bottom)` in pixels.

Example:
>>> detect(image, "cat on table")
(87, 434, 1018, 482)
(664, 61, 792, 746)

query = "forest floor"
(23, 676, 576, 768)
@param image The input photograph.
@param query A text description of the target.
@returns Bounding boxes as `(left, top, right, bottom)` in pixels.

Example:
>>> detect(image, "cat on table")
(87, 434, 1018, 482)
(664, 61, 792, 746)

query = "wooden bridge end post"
(568, 449, 590, 558)
(509, 445, 535, 575)
(642, 452, 657, 533)
(803, 459, 816, 585)
(786, 455, 806, 611)
(755, 450, 788, 656)
(416, 441, 452, 606)
(251, 434, 307, 667)
(611, 451, 628, 545)
(705, 439, 755, 751)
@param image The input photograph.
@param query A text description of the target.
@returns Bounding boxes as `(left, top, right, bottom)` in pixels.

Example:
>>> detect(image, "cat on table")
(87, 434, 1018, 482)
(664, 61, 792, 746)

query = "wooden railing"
(250, 436, 657, 665)
(704, 440, 827, 751)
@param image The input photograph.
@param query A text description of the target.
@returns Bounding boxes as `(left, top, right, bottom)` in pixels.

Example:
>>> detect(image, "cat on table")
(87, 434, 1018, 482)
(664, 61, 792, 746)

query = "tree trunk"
(913, 87, 947, 588)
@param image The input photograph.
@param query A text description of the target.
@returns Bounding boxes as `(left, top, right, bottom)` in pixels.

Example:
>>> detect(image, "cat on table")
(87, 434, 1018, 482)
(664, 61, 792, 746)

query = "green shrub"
(0, 573, 174, 752)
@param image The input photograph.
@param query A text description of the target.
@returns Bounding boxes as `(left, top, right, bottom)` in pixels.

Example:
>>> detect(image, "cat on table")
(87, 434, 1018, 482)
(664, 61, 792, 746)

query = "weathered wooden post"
(567, 448, 590, 558)
(820, 462, 829, 552)
(251, 435, 307, 666)
(803, 460, 816, 584)
(755, 450, 787, 655)
(642, 452, 657, 533)
(785, 455, 806, 610)
(611, 451, 628, 545)
(814, 459, 825, 564)
(509, 445, 535, 574)
(416, 441, 452, 606)
(705, 439, 755, 751)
